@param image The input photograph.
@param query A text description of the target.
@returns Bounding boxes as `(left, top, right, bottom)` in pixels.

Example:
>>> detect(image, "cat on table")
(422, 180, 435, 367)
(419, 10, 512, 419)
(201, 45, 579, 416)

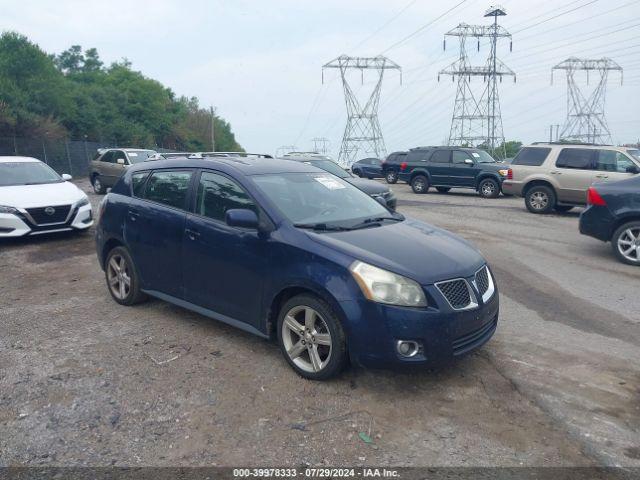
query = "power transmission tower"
(551, 57, 623, 144)
(323, 55, 401, 167)
(311, 137, 330, 155)
(439, 6, 515, 156)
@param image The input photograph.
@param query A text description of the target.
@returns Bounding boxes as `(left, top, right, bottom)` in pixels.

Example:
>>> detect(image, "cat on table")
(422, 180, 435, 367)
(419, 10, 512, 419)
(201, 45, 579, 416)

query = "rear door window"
(429, 150, 451, 163)
(143, 170, 193, 210)
(555, 148, 595, 170)
(406, 150, 430, 162)
(511, 147, 550, 166)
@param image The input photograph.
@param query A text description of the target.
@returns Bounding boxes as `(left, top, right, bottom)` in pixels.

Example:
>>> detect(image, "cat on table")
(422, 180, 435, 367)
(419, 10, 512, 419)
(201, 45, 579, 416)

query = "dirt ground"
(1, 178, 638, 468)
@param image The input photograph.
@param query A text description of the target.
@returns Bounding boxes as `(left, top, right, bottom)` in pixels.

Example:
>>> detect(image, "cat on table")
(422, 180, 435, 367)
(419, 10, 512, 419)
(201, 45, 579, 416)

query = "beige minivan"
(89, 148, 157, 194)
(502, 143, 640, 214)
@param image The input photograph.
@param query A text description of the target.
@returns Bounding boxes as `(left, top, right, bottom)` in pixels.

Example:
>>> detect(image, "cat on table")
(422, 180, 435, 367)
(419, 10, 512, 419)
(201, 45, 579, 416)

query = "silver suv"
(89, 148, 157, 194)
(502, 143, 640, 214)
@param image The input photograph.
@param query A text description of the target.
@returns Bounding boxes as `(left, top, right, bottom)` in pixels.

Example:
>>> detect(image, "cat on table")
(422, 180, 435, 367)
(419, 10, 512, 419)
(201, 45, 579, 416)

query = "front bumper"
(0, 204, 93, 237)
(500, 180, 523, 196)
(340, 281, 499, 369)
(579, 205, 614, 242)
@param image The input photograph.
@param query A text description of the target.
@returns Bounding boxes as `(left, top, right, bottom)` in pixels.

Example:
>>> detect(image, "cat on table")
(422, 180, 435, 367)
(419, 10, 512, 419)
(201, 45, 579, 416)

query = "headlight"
(76, 197, 90, 207)
(498, 169, 509, 177)
(0, 205, 18, 214)
(350, 261, 427, 307)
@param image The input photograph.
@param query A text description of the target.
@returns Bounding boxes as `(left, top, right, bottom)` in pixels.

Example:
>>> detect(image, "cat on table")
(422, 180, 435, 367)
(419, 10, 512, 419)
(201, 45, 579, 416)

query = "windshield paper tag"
(472, 152, 480, 158)
(128, 152, 138, 156)
(314, 176, 345, 190)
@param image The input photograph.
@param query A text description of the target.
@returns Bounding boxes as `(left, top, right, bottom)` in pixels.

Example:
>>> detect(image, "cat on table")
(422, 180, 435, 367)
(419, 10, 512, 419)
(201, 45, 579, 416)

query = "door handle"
(185, 228, 200, 240)
(128, 209, 140, 221)
(550, 171, 562, 175)
(594, 174, 608, 179)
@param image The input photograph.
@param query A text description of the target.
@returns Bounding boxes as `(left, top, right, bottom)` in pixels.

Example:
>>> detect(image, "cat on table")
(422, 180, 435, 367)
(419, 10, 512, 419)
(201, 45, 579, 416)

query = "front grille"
(25, 205, 71, 225)
(453, 318, 497, 356)
(475, 266, 489, 296)
(436, 279, 473, 310)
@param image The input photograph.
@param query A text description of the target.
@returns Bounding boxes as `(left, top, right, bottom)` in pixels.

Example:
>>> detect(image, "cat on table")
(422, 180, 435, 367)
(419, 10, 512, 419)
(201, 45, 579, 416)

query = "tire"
(277, 294, 348, 380)
(611, 221, 640, 266)
(524, 185, 556, 214)
(104, 246, 147, 306)
(92, 174, 106, 194)
(478, 178, 500, 199)
(436, 187, 451, 193)
(385, 171, 398, 184)
(353, 169, 362, 177)
(554, 205, 574, 213)
(411, 175, 429, 194)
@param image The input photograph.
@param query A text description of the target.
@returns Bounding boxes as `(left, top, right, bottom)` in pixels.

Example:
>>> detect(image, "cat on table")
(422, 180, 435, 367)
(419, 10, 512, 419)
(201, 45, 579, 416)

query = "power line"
(349, 0, 420, 52)
(512, 0, 601, 34)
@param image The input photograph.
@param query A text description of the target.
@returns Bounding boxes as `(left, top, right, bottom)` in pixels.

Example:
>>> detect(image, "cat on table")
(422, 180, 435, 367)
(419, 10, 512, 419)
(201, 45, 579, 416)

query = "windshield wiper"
(349, 216, 403, 230)
(294, 222, 352, 232)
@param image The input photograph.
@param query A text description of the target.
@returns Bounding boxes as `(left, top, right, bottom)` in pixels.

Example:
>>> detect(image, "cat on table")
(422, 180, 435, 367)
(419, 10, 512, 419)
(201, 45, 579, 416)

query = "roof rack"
(531, 141, 613, 146)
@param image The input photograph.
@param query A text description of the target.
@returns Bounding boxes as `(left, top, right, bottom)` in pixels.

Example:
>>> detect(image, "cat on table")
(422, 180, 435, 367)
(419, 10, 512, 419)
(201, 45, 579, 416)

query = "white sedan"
(0, 156, 93, 237)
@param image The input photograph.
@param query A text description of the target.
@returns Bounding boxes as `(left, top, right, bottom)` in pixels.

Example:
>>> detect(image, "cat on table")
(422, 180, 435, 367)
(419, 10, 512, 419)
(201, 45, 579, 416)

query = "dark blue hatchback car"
(96, 156, 499, 379)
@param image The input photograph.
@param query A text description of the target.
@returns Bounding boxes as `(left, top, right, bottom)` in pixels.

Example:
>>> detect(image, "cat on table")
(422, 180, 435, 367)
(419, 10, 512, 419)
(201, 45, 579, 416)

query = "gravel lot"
(1, 178, 638, 468)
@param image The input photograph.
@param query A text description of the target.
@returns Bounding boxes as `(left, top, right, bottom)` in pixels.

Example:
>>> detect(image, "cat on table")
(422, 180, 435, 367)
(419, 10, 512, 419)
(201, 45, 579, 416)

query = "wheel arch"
(523, 179, 557, 197)
(409, 169, 431, 182)
(475, 173, 501, 190)
(100, 237, 124, 270)
(611, 215, 640, 240)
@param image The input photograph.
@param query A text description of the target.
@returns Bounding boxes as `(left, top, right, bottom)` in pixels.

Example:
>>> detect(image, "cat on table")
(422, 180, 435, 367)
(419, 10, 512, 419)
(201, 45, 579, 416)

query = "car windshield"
(0, 162, 62, 186)
(471, 150, 497, 163)
(252, 173, 392, 228)
(305, 160, 350, 178)
(126, 150, 157, 164)
(627, 149, 640, 160)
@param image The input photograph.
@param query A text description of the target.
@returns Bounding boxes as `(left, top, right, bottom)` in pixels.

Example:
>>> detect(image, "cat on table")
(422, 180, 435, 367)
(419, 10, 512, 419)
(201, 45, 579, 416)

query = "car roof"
(127, 156, 322, 176)
(528, 142, 623, 150)
(0, 156, 41, 163)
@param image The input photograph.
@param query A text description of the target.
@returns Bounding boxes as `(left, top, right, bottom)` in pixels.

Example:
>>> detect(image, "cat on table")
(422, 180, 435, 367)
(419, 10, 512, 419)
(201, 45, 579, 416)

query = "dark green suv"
(396, 147, 510, 198)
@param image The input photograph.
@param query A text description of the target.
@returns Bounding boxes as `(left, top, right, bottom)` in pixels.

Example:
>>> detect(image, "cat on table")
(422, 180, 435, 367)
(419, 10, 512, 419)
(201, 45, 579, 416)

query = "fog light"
(396, 340, 419, 358)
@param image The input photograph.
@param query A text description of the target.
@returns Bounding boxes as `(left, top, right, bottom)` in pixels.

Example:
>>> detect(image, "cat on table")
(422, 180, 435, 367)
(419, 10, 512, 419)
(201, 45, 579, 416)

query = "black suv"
(381, 151, 407, 184)
(389, 147, 509, 198)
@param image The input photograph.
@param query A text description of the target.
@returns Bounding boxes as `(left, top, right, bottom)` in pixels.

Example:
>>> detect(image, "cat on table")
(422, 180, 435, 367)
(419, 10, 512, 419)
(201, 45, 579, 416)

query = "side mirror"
(116, 158, 126, 165)
(61, 173, 72, 181)
(626, 165, 639, 174)
(464, 158, 474, 165)
(225, 209, 259, 229)
(374, 195, 388, 207)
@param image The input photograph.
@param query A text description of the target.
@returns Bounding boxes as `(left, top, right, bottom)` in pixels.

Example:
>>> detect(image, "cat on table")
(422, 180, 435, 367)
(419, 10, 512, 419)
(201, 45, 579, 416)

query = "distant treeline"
(0, 32, 243, 151)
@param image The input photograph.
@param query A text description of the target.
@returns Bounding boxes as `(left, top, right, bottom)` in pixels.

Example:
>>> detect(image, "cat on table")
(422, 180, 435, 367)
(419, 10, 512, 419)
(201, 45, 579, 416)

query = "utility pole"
(552, 57, 622, 144)
(439, 7, 514, 156)
(210, 106, 216, 152)
(323, 55, 401, 167)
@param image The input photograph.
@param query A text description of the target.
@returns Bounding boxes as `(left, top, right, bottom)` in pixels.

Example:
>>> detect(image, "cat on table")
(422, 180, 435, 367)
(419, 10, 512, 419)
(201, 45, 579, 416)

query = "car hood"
(344, 177, 389, 195)
(305, 218, 485, 285)
(0, 181, 87, 209)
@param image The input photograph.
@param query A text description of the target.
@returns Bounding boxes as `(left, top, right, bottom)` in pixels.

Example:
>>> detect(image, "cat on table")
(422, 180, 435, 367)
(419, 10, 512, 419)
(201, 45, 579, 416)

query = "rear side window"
(556, 148, 595, 170)
(131, 172, 149, 197)
(196, 171, 257, 222)
(512, 147, 550, 166)
(143, 170, 192, 210)
(429, 150, 450, 163)
(407, 150, 431, 162)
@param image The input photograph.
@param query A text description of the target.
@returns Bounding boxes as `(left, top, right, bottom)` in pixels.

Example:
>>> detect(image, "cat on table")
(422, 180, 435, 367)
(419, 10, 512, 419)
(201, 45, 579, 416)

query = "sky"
(2, 0, 639, 158)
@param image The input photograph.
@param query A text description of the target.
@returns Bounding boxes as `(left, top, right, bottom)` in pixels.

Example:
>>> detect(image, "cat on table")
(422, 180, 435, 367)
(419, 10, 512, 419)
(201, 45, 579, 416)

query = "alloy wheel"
(481, 182, 496, 197)
(281, 305, 332, 373)
(107, 254, 131, 300)
(617, 227, 640, 263)
(529, 191, 548, 211)
(93, 177, 102, 194)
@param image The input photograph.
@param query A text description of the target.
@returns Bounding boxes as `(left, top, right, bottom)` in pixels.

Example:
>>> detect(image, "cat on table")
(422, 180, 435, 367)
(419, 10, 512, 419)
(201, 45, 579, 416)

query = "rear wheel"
(478, 178, 500, 198)
(385, 171, 398, 184)
(436, 187, 451, 193)
(554, 205, 574, 213)
(105, 247, 147, 306)
(525, 185, 556, 214)
(92, 175, 106, 194)
(277, 294, 348, 380)
(353, 168, 362, 177)
(612, 221, 640, 266)
(411, 175, 429, 194)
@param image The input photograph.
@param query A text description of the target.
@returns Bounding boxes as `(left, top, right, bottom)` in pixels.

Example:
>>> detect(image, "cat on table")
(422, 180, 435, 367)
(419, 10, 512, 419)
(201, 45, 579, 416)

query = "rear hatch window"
(512, 147, 550, 166)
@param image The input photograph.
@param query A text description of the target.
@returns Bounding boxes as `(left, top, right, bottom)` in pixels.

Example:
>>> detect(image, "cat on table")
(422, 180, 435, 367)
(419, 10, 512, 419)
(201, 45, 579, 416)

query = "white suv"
(0, 156, 93, 237)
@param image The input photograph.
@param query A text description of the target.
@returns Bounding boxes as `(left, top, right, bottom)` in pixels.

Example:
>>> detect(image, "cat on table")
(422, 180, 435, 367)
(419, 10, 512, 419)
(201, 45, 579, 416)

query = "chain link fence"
(0, 137, 176, 177)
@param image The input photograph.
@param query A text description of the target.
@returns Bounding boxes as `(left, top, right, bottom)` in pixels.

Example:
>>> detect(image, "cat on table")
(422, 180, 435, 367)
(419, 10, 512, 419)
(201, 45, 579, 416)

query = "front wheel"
(353, 169, 362, 177)
(525, 185, 556, 214)
(612, 221, 640, 266)
(277, 294, 348, 380)
(92, 175, 106, 194)
(385, 171, 398, 184)
(411, 175, 429, 194)
(478, 178, 500, 198)
(105, 246, 147, 306)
